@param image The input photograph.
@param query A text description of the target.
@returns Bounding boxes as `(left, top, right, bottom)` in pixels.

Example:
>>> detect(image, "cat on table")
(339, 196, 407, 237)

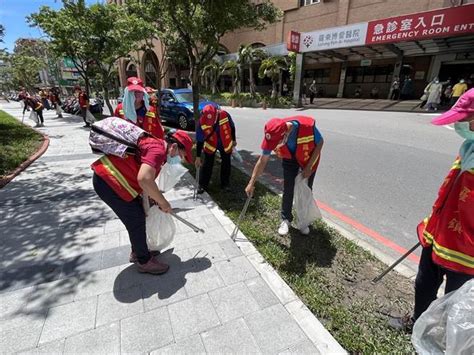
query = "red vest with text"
(200, 110, 233, 154)
(417, 158, 474, 275)
(276, 116, 321, 172)
(91, 155, 142, 202)
(114, 102, 164, 139)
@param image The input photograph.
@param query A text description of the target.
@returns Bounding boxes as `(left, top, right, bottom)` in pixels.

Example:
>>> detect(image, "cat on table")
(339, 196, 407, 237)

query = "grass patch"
(0, 110, 44, 178)
(187, 162, 414, 353)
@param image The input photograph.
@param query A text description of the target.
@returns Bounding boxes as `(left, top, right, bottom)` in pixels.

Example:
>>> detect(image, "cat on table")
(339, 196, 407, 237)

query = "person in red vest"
(74, 85, 90, 127)
(245, 116, 324, 235)
(24, 94, 45, 127)
(114, 78, 164, 139)
(391, 89, 474, 332)
(91, 129, 194, 275)
(49, 87, 63, 118)
(195, 104, 236, 192)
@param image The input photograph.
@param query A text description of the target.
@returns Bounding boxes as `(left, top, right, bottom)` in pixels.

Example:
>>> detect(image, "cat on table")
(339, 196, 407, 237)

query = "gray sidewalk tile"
(26, 278, 78, 315)
(184, 265, 225, 297)
(200, 318, 261, 354)
(244, 304, 307, 354)
(74, 266, 122, 300)
(217, 239, 243, 258)
(96, 285, 144, 327)
(17, 339, 65, 355)
(245, 277, 280, 310)
(100, 245, 131, 269)
(208, 283, 260, 323)
(64, 322, 120, 354)
(0, 313, 46, 354)
(215, 255, 259, 285)
(278, 339, 321, 355)
(39, 296, 97, 344)
(142, 273, 188, 311)
(150, 334, 206, 355)
(120, 307, 174, 354)
(168, 293, 221, 340)
(198, 224, 230, 244)
(0, 286, 35, 320)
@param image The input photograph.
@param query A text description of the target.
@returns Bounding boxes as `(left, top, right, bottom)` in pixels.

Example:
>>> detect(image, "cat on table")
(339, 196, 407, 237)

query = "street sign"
(360, 59, 372, 66)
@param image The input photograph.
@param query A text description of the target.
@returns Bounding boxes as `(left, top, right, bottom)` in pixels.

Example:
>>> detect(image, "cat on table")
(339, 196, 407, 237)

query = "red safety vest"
(114, 102, 164, 139)
(275, 116, 321, 172)
(78, 92, 88, 107)
(417, 158, 474, 275)
(91, 155, 142, 202)
(200, 110, 233, 154)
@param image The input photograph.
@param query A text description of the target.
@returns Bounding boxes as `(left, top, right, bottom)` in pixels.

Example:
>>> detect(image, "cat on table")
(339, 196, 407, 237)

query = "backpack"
(89, 116, 147, 157)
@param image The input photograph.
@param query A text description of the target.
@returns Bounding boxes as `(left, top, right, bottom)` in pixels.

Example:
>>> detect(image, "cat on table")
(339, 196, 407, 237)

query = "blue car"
(159, 88, 218, 130)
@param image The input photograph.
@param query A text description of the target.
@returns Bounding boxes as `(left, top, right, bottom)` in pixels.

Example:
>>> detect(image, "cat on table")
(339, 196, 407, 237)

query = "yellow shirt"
(452, 83, 468, 97)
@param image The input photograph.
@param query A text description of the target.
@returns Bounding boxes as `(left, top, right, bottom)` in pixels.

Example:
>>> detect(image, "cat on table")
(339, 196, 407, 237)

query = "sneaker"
(137, 257, 169, 275)
(129, 250, 160, 263)
(58, 115, 63, 118)
(278, 220, 290, 236)
(388, 314, 414, 333)
(197, 187, 205, 194)
(300, 225, 310, 235)
(34, 123, 41, 127)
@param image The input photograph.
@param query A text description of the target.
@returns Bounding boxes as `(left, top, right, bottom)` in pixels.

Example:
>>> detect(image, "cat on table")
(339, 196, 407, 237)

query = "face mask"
(435, 80, 439, 84)
(454, 121, 474, 141)
(167, 154, 182, 165)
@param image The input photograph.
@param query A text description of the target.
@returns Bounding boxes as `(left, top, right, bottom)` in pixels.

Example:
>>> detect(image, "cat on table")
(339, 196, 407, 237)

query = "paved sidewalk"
(0, 102, 345, 354)
(301, 98, 427, 112)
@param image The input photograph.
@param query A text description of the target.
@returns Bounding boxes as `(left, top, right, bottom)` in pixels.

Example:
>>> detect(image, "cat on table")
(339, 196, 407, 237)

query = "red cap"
(261, 118, 288, 151)
(145, 86, 156, 94)
(201, 104, 218, 121)
(74, 85, 82, 91)
(171, 130, 194, 164)
(126, 77, 145, 92)
(431, 88, 474, 125)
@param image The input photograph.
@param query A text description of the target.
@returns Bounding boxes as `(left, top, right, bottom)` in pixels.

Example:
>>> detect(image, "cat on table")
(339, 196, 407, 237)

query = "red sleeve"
(458, 171, 474, 247)
(114, 103, 122, 118)
(138, 137, 166, 172)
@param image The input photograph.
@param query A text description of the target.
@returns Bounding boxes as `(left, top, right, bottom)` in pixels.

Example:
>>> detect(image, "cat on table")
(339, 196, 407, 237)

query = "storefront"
(289, 4, 474, 102)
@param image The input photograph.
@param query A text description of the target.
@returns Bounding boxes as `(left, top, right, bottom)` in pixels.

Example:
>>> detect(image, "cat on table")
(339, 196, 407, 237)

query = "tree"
(220, 60, 240, 96)
(132, 0, 281, 129)
(202, 60, 220, 94)
(258, 56, 288, 99)
(29, 0, 154, 113)
(9, 40, 47, 90)
(237, 44, 268, 97)
(0, 24, 5, 43)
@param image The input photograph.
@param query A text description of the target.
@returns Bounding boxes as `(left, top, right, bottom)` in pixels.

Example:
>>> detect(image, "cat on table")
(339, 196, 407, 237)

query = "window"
(346, 65, 394, 84)
(301, 0, 321, 6)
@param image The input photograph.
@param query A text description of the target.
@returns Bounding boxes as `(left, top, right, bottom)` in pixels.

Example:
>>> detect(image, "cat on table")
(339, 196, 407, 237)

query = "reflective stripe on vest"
(100, 156, 139, 199)
(423, 230, 474, 269)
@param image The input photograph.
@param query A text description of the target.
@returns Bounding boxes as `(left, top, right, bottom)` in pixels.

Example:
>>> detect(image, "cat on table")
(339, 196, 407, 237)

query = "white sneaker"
(278, 220, 290, 236)
(300, 226, 310, 235)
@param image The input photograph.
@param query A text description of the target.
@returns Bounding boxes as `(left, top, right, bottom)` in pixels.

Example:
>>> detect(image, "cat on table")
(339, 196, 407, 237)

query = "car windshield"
(174, 92, 204, 103)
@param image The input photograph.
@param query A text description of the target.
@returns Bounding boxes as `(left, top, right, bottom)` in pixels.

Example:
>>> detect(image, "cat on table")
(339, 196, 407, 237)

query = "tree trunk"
(249, 65, 256, 97)
(189, 62, 200, 133)
(271, 80, 278, 99)
(103, 86, 113, 117)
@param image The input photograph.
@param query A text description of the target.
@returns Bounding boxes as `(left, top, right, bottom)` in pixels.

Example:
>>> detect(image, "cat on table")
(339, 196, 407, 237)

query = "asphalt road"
(222, 106, 463, 268)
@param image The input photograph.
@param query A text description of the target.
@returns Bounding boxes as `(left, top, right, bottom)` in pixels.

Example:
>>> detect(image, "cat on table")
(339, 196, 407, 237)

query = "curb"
(0, 128, 50, 189)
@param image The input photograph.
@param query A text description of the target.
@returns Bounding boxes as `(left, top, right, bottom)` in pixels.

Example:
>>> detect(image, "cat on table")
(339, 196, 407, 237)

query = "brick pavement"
(0, 101, 345, 354)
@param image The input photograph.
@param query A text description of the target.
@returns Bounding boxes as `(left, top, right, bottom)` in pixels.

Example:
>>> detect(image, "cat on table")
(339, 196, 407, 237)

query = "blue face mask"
(454, 121, 474, 141)
(167, 154, 182, 165)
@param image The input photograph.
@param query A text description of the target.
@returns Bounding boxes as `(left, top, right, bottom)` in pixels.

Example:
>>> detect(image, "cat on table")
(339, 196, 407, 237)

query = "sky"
(1, 0, 103, 52)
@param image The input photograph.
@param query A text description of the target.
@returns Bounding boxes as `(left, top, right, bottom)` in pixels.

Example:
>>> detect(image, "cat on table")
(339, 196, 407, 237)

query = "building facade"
(220, 0, 474, 100)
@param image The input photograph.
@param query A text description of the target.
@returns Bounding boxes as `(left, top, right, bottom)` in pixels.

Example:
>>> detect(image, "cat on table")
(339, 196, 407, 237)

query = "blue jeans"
(281, 159, 315, 222)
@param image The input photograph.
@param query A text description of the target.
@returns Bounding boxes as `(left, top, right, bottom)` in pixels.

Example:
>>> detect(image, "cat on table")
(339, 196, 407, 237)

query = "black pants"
(390, 89, 400, 100)
(81, 107, 89, 126)
(450, 96, 460, 108)
(199, 149, 231, 189)
(35, 109, 44, 124)
(93, 173, 151, 264)
(414, 246, 473, 320)
(281, 159, 315, 222)
(309, 93, 315, 104)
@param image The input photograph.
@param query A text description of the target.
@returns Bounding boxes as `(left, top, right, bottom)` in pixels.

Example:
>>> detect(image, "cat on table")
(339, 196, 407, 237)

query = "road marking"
(444, 125, 454, 130)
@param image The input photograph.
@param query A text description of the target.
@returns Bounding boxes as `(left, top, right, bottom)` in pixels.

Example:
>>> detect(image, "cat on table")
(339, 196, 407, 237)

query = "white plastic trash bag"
(412, 279, 474, 355)
(157, 162, 188, 192)
(28, 110, 38, 124)
(293, 174, 322, 230)
(146, 205, 176, 251)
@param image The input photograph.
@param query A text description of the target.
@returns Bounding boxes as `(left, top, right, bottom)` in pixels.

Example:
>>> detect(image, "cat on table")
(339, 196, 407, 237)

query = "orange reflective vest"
(200, 110, 233, 154)
(417, 158, 474, 275)
(114, 102, 164, 139)
(276, 116, 321, 172)
(91, 155, 142, 202)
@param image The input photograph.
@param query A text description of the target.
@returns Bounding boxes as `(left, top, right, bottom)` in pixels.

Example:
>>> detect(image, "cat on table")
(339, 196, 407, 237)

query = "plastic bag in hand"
(412, 279, 474, 355)
(85, 109, 96, 124)
(232, 149, 243, 163)
(146, 205, 176, 251)
(29, 111, 38, 124)
(293, 174, 322, 230)
(157, 162, 188, 192)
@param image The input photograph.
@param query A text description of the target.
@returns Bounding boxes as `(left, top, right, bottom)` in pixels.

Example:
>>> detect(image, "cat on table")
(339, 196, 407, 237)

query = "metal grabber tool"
(169, 211, 205, 233)
(193, 168, 200, 201)
(230, 196, 252, 241)
(372, 242, 421, 284)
